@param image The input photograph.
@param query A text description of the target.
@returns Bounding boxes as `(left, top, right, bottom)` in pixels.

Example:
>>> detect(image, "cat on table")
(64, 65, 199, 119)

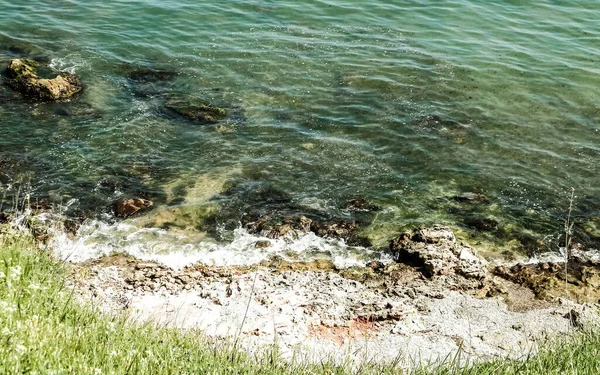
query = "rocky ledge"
(70, 225, 600, 368)
(6, 59, 82, 100)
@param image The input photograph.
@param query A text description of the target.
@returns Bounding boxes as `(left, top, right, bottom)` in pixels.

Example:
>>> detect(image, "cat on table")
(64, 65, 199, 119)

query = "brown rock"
(390, 225, 487, 279)
(0, 212, 10, 224)
(113, 198, 153, 218)
(492, 260, 600, 303)
(366, 260, 385, 272)
(310, 220, 371, 247)
(463, 217, 498, 231)
(453, 192, 489, 204)
(245, 216, 313, 239)
(346, 198, 380, 212)
(255, 240, 272, 248)
(6, 59, 82, 101)
(244, 214, 371, 247)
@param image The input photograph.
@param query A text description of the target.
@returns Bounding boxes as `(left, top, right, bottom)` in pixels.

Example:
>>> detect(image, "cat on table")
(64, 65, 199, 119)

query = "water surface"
(1, 0, 599, 265)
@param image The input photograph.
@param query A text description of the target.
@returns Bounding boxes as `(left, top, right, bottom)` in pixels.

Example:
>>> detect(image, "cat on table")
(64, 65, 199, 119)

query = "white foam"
(521, 246, 600, 265)
(49, 219, 374, 270)
(49, 56, 89, 74)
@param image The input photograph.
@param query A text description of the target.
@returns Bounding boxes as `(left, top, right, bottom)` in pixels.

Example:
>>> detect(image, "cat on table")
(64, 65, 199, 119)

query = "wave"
(49, 218, 376, 270)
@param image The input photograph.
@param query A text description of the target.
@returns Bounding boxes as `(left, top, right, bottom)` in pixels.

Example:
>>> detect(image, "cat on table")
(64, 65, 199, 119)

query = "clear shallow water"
(1, 0, 599, 264)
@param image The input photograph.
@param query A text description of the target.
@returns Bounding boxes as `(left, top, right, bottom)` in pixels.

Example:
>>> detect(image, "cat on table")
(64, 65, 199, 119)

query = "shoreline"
(68, 225, 600, 368)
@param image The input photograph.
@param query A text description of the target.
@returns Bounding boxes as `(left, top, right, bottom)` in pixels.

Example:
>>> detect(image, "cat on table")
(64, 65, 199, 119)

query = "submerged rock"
(463, 217, 499, 231)
(390, 225, 488, 279)
(411, 114, 471, 144)
(165, 96, 227, 124)
(453, 192, 489, 204)
(113, 198, 153, 218)
(127, 68, 177, 83)
(6, 59, 82, 100)
(245, 215, 313, 240)
(244, 214, 371, 246)
(311, 220, 371, 247)
(345, 198, 380, 212)
(54, 102, 102, 120)
(123, 66, 179, 98)
(583, 217, 600, 239)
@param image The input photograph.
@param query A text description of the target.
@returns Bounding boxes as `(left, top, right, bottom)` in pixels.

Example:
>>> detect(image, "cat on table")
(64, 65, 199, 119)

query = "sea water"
(0, 0, 599, 266)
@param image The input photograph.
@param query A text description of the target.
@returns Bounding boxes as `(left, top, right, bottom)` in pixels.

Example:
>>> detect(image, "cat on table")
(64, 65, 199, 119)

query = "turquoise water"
(1, 0, 599, 260)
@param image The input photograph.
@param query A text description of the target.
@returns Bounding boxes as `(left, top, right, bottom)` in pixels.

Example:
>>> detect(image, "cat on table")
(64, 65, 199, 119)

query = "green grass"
(0, 227, 599, 374)
(414, 333, 600, 375)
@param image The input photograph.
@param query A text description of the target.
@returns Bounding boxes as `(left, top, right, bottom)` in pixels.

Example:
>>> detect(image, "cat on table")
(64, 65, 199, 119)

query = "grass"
(1, 226, 600, 374)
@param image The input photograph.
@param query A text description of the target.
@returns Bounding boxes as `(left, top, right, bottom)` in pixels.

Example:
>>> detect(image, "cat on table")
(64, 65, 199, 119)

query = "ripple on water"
(0, 0, 599, 264)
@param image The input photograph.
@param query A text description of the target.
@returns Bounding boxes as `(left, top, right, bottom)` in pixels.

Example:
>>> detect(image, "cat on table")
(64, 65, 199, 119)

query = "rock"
(165, 96, 227, 124)
(565, 309, 582, 329)
(245, 215, 313, 240)
(6, 59, 82, 100)
(254, 240, 271, 248)
(259, 256, 337, 272)
(113, 198, 153, 218)
(366, 260, 385, 272)
(389, 225, 487, 279)
(124, 67, 179, 98)
(583, 218, 600, 239)
(463, 217, 498, 231)
(411, 114, 470, 144)
(30, 200, 52, 211)
(54, 102, 102, 120)
(127, 68, 177, 83)
(244, 214, 371, 246)
(311, 220, 371, 247)
(0, 212, 10, 224)
(493, 260, 600, 303)
(63, 214, 88, 236)
(453, 192, 489, 204)
(346, 198, 380, 212)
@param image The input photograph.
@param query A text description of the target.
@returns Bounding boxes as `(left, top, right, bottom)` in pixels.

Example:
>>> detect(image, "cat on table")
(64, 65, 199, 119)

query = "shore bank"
(68, 226, 600, 368)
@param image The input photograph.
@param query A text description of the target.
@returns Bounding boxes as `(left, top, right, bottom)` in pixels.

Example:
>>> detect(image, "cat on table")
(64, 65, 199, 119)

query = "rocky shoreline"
(3, 47, 600, 369)
(69, 225, 600, 368)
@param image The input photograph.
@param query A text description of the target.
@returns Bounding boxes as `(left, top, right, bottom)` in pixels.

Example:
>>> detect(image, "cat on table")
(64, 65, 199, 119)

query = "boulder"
(390, 225, 487, 279)
(6, 59, 82, 100)
(113, 198, 153, 218)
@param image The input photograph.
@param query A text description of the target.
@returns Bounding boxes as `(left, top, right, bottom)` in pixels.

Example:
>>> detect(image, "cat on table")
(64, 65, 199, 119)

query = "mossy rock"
(127, 68, 177, 83)
(136, 204, 219, 234)
(260, 256, 337, 272)
(165, 96, 227, 124)
(584, 218, 600, 239)
(6, 59, 82, 101)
